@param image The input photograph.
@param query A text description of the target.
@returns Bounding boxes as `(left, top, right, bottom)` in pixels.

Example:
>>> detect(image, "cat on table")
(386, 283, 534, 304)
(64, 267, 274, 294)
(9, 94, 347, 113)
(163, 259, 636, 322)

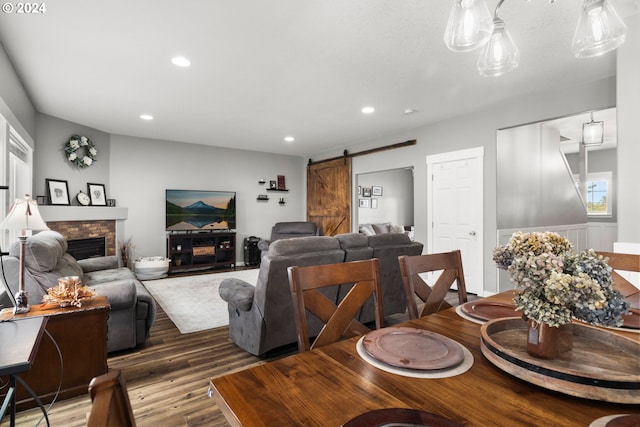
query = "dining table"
(208, 291, 639, 427)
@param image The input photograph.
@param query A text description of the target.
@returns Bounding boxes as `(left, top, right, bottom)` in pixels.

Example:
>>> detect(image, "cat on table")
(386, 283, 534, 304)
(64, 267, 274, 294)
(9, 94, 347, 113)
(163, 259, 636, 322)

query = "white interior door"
(427, 147, 484, 295)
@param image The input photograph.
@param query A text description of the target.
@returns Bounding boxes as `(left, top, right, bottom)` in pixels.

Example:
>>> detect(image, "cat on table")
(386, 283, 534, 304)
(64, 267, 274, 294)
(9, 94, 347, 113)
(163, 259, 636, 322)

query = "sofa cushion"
(390, 224, 405, 233)
(91, 279, 137, 310)
(78, 256, 119, 273)
(335, 233, 368, 249)
(358, 224, 375, 236)
(268, 236, 340, 257)
(368, 232, 412, 247)
(371, 222, 391, 234)
(84, 267, 137, 286)
(273, 221, 318, 235)
(11, 230, 67, 272)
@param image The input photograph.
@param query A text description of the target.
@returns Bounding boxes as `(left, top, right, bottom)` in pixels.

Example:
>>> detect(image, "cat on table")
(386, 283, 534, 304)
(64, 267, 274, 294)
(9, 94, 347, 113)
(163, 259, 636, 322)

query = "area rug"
(142, 268, 259, 334)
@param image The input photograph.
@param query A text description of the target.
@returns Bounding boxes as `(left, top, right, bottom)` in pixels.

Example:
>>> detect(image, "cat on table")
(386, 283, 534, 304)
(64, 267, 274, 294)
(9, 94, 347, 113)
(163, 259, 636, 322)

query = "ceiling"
(0, 0, 637, 157)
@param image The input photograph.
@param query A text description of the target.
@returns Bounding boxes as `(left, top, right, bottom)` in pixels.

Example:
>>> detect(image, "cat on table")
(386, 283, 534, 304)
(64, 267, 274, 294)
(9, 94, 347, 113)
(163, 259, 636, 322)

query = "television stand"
(167, 231, 236, 273)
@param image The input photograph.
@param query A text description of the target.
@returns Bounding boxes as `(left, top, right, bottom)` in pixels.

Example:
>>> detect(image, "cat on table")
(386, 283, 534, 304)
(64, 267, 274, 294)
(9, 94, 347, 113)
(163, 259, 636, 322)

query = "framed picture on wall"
(359, 199, 369, 208)
(88, 183, 107, 206)
(46, 179, 70, 205)
(357, 185, 361, 195)
(362, 187, 371, 197)
(371, 198, 378, 209)
(372, 186, 383, 196)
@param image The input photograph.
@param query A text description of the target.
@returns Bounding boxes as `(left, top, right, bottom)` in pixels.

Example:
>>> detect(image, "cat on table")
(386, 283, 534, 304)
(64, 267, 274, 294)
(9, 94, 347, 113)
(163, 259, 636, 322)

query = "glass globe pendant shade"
(477, 18, 519, 77)
(572, 0, 627, 58)
(582, 113, 604, 146)
(444, 0, 494, 52)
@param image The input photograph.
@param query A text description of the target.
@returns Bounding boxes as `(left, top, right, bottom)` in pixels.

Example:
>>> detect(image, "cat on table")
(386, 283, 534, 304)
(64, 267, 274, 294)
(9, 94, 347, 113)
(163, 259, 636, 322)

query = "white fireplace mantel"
(39, 206, 128, 222)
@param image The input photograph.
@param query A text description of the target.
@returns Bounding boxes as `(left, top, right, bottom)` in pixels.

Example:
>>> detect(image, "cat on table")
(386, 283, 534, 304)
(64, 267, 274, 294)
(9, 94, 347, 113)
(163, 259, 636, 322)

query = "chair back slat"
(399, 250, 468, 319)
(597, 252, 640, 310)
(288, 258, 384, 352)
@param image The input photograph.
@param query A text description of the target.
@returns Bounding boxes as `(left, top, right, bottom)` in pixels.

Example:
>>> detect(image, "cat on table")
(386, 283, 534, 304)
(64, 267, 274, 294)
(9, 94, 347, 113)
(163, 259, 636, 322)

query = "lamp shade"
(444, 0, 494, 52)
(572, 0, 627, 58)
(582, 113, 604, 146)
(0, 194, 49, 232)
(477, 18, 519, 77)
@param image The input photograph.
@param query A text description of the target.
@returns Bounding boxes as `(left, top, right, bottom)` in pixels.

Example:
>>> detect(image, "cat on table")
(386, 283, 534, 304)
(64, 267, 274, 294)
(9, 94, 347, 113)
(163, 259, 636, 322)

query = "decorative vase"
(526, 319, 573, 359)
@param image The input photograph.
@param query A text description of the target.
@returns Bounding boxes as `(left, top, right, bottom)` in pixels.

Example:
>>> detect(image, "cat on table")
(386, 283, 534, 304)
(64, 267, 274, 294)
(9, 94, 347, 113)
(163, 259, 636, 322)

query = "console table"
(0, 297, 110, 411)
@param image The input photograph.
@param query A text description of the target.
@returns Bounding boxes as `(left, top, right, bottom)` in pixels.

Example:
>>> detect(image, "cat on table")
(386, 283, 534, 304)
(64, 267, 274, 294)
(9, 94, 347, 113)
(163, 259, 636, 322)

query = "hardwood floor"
(13, 306, 269, 427)
(12, 291, 477, 427)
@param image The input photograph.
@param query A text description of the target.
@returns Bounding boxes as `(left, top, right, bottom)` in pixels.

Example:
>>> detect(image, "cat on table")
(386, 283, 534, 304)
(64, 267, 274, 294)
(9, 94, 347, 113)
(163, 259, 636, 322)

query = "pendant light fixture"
(572, 0, 627, 58)
(581, 112, 604, 146)
(444, 0, 628, 77)
(444, 0, 494, 52)
(477, 9, 519, 76)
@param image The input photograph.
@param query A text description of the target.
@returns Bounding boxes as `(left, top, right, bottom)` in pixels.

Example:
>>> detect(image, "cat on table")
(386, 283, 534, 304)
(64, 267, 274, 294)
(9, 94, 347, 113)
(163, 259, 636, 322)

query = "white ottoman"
(133, 257, 170, 280)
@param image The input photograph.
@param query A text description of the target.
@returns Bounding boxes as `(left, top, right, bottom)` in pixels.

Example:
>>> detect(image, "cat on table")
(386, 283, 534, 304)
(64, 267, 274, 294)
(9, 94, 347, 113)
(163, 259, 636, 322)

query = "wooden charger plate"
(481, 317, 640, 404)
(342, 408, 463, 427)
(362, 327, 464, 370)
(459, 300, 518, 322)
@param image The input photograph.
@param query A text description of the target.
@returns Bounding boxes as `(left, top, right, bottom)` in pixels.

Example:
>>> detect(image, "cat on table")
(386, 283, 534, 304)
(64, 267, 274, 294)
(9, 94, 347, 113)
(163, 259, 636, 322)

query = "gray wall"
(316, 76, 617, 295)
(496, 122, 587, 229)
(0, 44, 36, 146)
(108, 134, 305, 262)
(31, 115, 306, 264)
(35, 113, 111, 200)
(617, 13, 640, 243)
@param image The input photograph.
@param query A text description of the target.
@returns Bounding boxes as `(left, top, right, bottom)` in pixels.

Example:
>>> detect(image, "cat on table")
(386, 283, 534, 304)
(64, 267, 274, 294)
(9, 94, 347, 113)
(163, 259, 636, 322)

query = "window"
(575, 171, 613, 217)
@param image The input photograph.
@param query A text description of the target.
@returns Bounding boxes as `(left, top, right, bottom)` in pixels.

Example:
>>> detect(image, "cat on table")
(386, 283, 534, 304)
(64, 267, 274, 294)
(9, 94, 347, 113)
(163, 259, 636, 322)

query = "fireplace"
(67, 237, 106, 260)
(46, 220, 117, 257)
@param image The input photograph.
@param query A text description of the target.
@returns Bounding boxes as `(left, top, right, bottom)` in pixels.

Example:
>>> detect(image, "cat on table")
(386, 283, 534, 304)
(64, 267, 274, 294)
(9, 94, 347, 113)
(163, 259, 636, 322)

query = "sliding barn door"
(307, 157, 351, 236)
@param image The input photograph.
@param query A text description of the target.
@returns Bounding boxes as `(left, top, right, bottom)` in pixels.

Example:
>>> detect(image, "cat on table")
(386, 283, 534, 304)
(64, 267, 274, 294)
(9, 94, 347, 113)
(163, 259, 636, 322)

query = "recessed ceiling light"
(403, 108, 418, 115)
(140, 114, 154, 121)
(284, 136, 295, 143)
(171, 56, 191, 67)
(361, 106, 375, 114)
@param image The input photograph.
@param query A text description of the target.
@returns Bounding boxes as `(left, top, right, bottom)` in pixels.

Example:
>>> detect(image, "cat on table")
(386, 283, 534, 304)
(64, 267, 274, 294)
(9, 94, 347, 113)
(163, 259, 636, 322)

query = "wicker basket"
(193, 246, 215, 256)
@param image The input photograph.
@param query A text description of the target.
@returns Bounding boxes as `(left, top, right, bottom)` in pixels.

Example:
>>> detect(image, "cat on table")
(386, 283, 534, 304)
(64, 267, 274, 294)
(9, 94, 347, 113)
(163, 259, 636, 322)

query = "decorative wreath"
(64, 134, 97, 168)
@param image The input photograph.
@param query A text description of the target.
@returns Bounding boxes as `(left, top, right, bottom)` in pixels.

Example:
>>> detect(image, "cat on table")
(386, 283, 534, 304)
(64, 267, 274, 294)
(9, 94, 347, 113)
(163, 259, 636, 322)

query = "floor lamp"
(0, 194, 49, 314)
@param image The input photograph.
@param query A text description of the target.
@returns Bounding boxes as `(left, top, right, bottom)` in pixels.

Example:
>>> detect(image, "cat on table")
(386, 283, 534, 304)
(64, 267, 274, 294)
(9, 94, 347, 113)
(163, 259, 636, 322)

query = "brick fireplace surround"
(47, 220, 116, 256)
(37, 206, 128, 259)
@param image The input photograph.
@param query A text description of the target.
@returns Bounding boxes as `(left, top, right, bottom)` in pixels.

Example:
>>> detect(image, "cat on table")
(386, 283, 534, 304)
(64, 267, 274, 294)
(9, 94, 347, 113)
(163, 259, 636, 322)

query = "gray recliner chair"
(220, 236, 344, 356)
(257, 221, 320, 258)
(219, 233, 424, 356)
(0, 231, 155, 353)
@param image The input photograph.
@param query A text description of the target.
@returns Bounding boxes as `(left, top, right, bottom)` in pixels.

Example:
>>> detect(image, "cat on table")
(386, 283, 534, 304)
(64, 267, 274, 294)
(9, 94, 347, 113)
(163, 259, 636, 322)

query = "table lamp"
(0, 194, 49, 314)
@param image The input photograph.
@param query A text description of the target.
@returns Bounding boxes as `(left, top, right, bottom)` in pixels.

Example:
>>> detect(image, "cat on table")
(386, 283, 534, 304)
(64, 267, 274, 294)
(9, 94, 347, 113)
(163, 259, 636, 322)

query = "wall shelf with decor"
(167, 231, 235, 273)
(266, 189, 289, 192)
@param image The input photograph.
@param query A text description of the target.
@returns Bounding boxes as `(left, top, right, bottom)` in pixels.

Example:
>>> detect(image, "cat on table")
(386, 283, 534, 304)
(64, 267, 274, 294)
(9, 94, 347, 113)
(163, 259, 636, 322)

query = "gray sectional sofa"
(219, 232, 423, 356)
(0, 231, 155, 353)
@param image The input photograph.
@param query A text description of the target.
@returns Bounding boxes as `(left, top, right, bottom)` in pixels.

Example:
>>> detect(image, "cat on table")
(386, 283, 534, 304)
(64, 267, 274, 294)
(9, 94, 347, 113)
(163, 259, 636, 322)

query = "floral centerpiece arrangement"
(43, 276, 96, 308)
(493, 231, 630, 329)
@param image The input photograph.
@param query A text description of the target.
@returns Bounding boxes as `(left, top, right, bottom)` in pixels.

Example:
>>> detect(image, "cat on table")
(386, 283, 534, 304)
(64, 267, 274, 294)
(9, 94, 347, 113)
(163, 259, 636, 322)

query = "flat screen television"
(166, 189, 236, 231)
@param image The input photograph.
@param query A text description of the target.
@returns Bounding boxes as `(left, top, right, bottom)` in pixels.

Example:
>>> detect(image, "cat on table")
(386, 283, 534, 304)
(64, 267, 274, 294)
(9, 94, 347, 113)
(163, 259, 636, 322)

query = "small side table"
(0, 317, 47, 427)
(0, 296, 110, 410)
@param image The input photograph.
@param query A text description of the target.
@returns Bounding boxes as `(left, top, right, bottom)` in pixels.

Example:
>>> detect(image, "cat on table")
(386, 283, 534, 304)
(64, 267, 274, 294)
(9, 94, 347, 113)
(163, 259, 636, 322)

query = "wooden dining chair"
(398, 250, 468, 319)
(597, 251, 640, 309)
(87, 369, 136, 427)
(288, 258, 384, 352)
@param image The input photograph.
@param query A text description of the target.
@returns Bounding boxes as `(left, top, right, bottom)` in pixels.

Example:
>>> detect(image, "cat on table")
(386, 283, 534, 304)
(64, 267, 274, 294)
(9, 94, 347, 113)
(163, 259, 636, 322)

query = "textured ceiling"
(0, 0, 637, 157)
